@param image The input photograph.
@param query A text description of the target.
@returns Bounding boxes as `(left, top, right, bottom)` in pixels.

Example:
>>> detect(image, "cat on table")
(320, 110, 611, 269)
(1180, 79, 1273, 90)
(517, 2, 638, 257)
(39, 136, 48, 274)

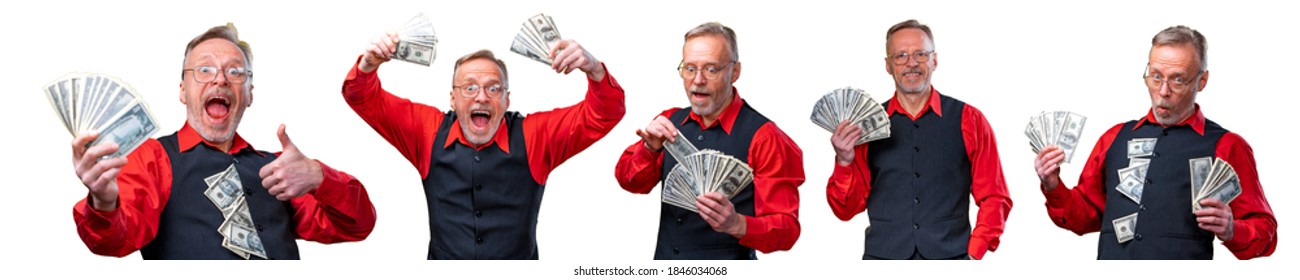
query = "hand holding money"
(634, 116, 678, 152)
(809, 87, 890, 144)
(359, 32, 399, 73)
(1194, 198, 1235, 241)
(697, 192, 746, 238)
(1033, 145, 1065, 191)
(548, 39, 605, 81)
(258, 125, 322, 201)
(71, 133, 127, 211)
(831, 120, 863, 166)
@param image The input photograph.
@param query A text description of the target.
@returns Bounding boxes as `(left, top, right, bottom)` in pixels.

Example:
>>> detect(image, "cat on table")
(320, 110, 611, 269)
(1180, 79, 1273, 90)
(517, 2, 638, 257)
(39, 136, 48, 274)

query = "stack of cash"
(44, 73, 159, 158)
(392, 13, 438, 66)
(1025, 111, 1086, 163)
(204, 164, 267, 259)
(661, 133, 754, 213)
(1189, 157, 1242, 212)
(510, 13, 562, 65)
(809, 86, 890, 144)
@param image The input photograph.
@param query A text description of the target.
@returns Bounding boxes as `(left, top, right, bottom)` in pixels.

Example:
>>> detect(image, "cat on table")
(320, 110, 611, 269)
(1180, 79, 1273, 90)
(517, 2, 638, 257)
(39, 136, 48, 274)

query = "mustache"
(689, 86, 708, 94)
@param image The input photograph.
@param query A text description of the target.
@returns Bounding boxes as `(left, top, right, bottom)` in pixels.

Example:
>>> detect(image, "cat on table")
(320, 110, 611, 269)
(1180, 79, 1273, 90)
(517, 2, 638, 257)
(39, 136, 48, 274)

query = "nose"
(472, 90, 490, 103)
(1156, 82, 1173, 97)
(212, 70, 230, 86)
(691, 71, 708, 85)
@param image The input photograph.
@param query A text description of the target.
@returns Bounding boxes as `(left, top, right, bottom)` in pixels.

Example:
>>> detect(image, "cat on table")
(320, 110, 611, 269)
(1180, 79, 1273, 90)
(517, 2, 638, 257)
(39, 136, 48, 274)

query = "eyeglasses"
(453, 84, 507, 98)
(1143, 65, 1204, 93)
(183, 66, 252, 84)
(888, 50, 935, 65)
(678, 60, 735, 80)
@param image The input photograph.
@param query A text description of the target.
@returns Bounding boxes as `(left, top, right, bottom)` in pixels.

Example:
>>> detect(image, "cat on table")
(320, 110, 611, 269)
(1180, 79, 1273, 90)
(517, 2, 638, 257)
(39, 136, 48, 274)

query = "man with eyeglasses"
(1032, 25, 1276, 259)
(342, 32, 624, 259)
(824, 19, 1012, 260)
(69, 23, 377, 259)
(614, 22, 805, 260)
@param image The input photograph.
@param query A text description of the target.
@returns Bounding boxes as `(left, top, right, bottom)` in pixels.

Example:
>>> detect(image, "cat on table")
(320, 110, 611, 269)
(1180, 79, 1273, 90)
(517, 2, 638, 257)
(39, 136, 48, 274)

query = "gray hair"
(1152, 25, 1208, 71)
(452, 49, 510, 88)
(685, 22, 739, 61)
(182, 23, 253, 80)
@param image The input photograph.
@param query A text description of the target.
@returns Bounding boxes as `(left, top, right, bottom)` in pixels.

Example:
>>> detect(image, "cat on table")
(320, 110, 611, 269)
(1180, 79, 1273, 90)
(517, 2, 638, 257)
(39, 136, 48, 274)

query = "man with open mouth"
(343, 31, 624, 259)
(614, 22, 805, 260)
(1032, 25, 1277, 260)
(824, 19, 1012, 260)
(69, 23, 378, 260)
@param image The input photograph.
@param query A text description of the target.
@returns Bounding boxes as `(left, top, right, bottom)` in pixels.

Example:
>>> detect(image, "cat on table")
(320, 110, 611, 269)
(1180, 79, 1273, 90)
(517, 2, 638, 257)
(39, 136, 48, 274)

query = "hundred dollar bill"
(87, 102, 159, 159)
(1113, 212, 1139, 243)
(1127, 138, 1157, 158)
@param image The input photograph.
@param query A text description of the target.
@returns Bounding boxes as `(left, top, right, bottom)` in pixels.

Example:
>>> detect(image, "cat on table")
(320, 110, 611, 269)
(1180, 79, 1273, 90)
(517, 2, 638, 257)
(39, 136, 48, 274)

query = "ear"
(179, 82, 186, 104)
(930, 52, 939, 70)
(1195, 70, 1209, 92)
(246, 84, 254, 108)
(729, 61, 742, 83)
(448, 90, 457, 111)
(885, 57, 894, 75)
(504, 91, 511, 108)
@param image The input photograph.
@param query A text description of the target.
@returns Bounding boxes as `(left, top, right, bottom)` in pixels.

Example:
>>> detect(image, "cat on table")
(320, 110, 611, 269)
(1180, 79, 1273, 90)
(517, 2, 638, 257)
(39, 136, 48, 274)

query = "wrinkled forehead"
(454, 58, 504, 84)
(682, 35, 731, 64)
(186, 39, 247, 67)
(886, 28, 933, 53)
(1148, 44, 1201, 73)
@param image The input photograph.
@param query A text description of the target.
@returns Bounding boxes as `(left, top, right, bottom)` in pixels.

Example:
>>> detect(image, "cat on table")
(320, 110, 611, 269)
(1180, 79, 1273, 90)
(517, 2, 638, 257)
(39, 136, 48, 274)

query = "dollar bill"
(393, 41, 435, 66)
(1127, 138, 1157, 158)
(1024, 111, 1086, 163)
(664, 132, 699, 164)
(1113, 212, 1139, 243)
(810, 87, 891, 144)
(204, 164, 243, 215)
(1115, 164, 1147, 203)
(510, 13, 562, 66)
(86, 102, 159, 159)
(391, 13, 438, 66)
(660, 149, 753, 213)
(1192, 158, 1242, 212)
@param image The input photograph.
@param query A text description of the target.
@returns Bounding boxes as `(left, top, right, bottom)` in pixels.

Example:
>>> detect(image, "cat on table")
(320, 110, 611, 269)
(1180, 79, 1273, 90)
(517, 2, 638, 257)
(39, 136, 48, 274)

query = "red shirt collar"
(886, 87, 943, 120)
(679, 87, 745, 134)
(443, 115, 512, 153)
(1134, 104, 1206, 135)
(177, 122, 259, 155)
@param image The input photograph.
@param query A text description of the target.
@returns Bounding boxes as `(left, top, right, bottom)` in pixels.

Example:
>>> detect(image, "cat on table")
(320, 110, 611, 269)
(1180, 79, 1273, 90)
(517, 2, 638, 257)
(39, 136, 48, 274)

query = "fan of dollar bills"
(661, 133, 754, 213)
(1189, 157, 1241, 212)
(510, 13, 562, 65)
(1025, 111, 1087, 163)
(809, 86, 891, 144)
(44, 72, 160, 158)
(392, 13, 438, 66)
(204, 164, 267, 259)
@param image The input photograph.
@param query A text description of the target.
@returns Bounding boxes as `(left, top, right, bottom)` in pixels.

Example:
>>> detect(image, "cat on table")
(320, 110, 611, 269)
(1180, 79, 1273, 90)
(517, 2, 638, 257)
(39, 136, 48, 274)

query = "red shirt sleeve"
(341, 56, 443, 178)
(286, 160, 377, 243)
(960, 105, 1013, 260)
(824, 143, 870, 221)
(613, 109, 677, 194)
(738, 122, 805, 253)
(522, 64, 625, 185)
(72, 139, 170, 257)
(1214, 132, 1278, 259)
(1042, 123, 1123, 235)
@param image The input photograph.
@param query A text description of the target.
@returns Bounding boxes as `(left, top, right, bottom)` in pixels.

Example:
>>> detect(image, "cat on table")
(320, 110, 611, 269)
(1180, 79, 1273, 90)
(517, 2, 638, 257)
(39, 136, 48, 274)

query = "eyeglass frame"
(677, 60, 736, 81)
(452, 83, 508, 98)
(181, 66, 253, 84)
(1143, 64, 1205, 93)
(887, 50, 936, 65)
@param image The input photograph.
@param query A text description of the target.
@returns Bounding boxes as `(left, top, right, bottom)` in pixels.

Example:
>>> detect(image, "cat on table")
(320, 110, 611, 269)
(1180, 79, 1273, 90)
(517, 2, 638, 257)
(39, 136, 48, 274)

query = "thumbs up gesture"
(259, 124, 323, 201)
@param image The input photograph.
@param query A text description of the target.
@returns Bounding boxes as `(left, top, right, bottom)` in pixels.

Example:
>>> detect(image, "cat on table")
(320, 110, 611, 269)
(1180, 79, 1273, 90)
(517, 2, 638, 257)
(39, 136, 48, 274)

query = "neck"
(896, 88, 931, 115)
(212, 140, 233, 153)
(700, 95, 733, 127)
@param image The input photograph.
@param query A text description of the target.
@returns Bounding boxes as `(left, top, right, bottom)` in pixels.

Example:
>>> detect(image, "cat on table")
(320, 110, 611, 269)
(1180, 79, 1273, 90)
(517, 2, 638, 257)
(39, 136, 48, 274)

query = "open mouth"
(205, 96, 231, 121)
(691, 91, 711, 99)
(470, 110, 491, 129)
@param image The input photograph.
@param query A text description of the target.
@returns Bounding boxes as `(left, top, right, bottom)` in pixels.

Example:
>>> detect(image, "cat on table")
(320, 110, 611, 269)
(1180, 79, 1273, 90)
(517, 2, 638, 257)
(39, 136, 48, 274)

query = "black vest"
(423, 111, 542, 259)
(653, 103, 767, 260)
(1097, 119, 1226, 259)
(863, 94, 972, 260)
(142, 134, 299, 260)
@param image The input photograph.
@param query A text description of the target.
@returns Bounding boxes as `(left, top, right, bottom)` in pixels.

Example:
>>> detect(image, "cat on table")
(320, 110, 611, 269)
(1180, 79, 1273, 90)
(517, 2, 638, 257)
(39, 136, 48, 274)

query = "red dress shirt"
(1042, 106, 1277, 259)
(341, 58, 626, 186)
(72, 124, 377, 257)
(614, 90, 806, 253)
(825, 88, 1013, 260)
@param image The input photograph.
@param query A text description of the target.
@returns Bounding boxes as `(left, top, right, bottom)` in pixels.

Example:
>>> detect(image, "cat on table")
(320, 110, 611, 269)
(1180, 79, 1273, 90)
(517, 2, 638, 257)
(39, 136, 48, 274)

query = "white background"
(2, 0, 1295, 278)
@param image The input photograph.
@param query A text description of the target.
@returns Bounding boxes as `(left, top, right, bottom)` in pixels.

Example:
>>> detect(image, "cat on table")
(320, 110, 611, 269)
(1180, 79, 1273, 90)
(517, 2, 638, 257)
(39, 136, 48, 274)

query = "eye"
(226, 68, 248, 77)
(464, 84, 481, 92)
(487, 85, 503, 93)
(706, 66, 721, 73)
(685, 66, 698, 72)
(1172, 77, 1187, 84)
(197, 66, 218, 74)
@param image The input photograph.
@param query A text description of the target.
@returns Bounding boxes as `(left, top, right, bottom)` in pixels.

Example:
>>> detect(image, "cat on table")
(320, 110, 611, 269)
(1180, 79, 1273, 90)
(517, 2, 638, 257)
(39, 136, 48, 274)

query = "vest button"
(244, 186, 253, 196)
(474, 156, 481, 162)
(675, 218, 683, 225)
(913, 224, 919, 229)
(913, 146, 920, 152)
(476, 237, 484, 244)
(475, 185, 483, 191)
(255, 224, 264, 232)
(673, 247, 680, 255)
(914, 172, 921, 178)
(913, 124, 920, 128)
(1135, 233, 1144, 241)
(475, 210, 483, 217)
(1139, 205, 1147, 211)
(913, 198, 919, 204)
(696, 135, 704, 141)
